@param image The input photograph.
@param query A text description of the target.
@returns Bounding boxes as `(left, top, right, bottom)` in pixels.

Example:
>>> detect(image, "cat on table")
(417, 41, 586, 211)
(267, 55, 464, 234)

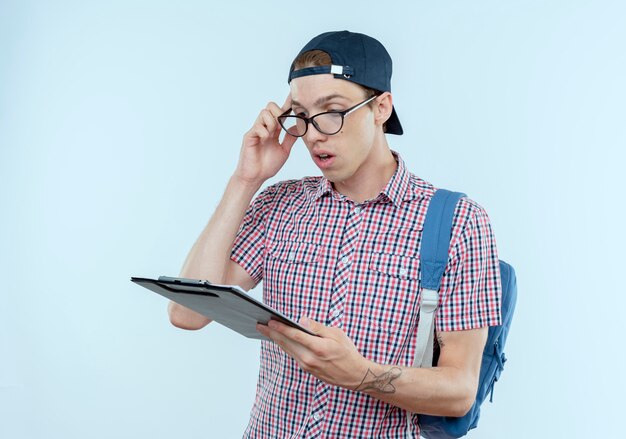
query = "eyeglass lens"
(278, 112, 344, 137)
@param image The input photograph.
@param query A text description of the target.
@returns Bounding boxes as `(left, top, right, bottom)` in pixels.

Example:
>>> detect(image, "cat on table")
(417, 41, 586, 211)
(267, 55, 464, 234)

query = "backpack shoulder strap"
(413, 189, 466, 368)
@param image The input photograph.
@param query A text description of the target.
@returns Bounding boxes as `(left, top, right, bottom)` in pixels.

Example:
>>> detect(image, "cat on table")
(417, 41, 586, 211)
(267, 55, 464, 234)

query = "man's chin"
(319, 169, 338, 181)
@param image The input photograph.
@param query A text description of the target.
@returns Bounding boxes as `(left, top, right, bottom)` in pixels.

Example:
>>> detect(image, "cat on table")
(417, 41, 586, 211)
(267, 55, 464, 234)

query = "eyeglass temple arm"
(344, 95, 378, 116)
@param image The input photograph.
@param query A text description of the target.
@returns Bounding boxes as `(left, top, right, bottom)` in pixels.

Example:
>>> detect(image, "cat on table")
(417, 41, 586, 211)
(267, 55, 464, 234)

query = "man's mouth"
(313, 152, 336, 169)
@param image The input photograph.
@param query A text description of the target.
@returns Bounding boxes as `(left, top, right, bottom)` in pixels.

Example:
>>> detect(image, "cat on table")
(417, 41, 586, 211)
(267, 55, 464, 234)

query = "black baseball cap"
(288, 30, 403, 135)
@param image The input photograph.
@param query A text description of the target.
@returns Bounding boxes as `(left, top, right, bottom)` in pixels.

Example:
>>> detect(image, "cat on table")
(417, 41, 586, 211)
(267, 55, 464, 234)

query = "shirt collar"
(380, 150, 412, 207)
(314, 176, 334, 200)
(313, 150, 423, 207)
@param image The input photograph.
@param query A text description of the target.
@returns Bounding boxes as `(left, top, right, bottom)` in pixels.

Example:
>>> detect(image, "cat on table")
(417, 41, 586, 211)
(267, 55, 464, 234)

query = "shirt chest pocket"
(369, 252, 421, 281)
(264, 240, 321, 319)
(354, 251, 422, 364)
(267, 240, 320, 264)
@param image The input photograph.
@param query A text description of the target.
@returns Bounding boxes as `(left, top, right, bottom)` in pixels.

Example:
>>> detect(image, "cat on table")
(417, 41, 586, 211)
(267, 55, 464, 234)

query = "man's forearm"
(258, 317, 481, 416)
(168, 175, 262, 328)
(178, 175, 262, 282)
(355, 360, 476, 417)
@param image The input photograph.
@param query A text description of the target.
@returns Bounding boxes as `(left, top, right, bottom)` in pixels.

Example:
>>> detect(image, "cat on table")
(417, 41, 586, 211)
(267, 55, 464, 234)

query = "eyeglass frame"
(277, 94, 380, 137)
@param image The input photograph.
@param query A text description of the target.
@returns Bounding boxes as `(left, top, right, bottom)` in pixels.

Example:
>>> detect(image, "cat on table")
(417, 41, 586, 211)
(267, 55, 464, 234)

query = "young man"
(169, 31, 502, 438)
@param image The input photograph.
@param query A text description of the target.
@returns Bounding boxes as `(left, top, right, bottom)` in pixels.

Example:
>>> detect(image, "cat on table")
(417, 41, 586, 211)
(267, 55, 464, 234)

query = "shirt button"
(331, 309, 341, 318)
(341, 256, 349, 264)
(312, 412, 323, 421)
(354, 206, 361, 214)
(399, 267, 408, 276)
(288, 252, 296, 261)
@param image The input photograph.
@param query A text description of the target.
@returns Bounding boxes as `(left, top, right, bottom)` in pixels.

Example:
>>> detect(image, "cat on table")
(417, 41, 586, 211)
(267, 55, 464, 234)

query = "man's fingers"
(259, 110, 277, 134)
(253, 126, 271, 142)
(266, 98, 289, 119)
(300, 317, 334, 338)
(263, 95, 292, 119)
(281, 94, 292, 112)
(269, 320, 321, 351)
(259, 323, 307, 357)
(280, 125, 298, 151)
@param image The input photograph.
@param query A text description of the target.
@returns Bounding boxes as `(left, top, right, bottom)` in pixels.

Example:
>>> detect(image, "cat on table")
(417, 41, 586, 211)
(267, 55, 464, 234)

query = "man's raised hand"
(235, 95, 298, 185)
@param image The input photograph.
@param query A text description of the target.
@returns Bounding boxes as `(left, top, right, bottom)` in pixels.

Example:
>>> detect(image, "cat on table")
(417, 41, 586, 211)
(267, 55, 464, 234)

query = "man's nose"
(304, 122, 327, 143)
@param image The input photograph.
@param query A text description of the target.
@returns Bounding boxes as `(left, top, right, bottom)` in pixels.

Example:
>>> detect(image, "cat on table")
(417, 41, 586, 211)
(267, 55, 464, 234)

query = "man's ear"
(374, 92, 393, 130)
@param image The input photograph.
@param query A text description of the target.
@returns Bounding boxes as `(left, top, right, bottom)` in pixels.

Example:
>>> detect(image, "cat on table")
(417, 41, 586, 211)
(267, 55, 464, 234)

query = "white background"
(1, 1, 624, 437)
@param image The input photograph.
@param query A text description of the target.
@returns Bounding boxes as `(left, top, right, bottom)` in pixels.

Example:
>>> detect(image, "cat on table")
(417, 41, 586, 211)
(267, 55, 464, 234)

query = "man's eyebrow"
(291, 93, 348, 109)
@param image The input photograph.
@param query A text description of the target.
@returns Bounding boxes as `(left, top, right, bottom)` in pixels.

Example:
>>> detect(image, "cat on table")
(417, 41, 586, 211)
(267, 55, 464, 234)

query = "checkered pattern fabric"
(231, 151, 502, 438)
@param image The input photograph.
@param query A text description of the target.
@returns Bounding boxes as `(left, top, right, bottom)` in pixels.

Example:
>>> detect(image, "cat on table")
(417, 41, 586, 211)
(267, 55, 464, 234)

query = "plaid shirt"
(231, 151, 502, 438)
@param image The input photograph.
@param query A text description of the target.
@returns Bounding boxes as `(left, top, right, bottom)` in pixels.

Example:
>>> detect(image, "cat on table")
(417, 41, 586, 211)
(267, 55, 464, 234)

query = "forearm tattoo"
(355, 367, 402, 393)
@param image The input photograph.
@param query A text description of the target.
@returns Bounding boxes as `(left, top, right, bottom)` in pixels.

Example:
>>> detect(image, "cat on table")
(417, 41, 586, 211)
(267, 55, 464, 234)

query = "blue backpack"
(410, 189, 517, 438)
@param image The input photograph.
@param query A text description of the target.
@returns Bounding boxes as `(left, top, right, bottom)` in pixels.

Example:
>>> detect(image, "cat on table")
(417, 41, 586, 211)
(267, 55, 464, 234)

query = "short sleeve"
(435, 199, 503, 332)
(230, 185, 276, 287)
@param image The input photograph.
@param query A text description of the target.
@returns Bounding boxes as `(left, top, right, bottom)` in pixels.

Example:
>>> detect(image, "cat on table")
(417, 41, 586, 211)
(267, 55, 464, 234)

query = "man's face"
(288, 74, 380, 184)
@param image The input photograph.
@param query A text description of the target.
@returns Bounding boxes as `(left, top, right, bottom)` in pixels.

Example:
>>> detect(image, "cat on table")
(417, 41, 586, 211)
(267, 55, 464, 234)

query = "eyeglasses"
(277, 94, 379, 137)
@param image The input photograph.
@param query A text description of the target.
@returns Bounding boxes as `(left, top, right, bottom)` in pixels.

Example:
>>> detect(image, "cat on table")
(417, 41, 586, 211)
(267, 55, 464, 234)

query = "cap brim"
(385, 106, 403, 135)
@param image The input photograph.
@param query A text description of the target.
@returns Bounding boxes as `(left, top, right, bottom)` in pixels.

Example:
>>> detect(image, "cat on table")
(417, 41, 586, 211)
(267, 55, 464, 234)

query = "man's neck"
(333, 146, 398, 204)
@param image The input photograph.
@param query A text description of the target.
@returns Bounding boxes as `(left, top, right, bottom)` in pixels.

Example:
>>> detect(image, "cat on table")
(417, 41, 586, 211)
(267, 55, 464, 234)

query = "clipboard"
(130, 276, 317, 340)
